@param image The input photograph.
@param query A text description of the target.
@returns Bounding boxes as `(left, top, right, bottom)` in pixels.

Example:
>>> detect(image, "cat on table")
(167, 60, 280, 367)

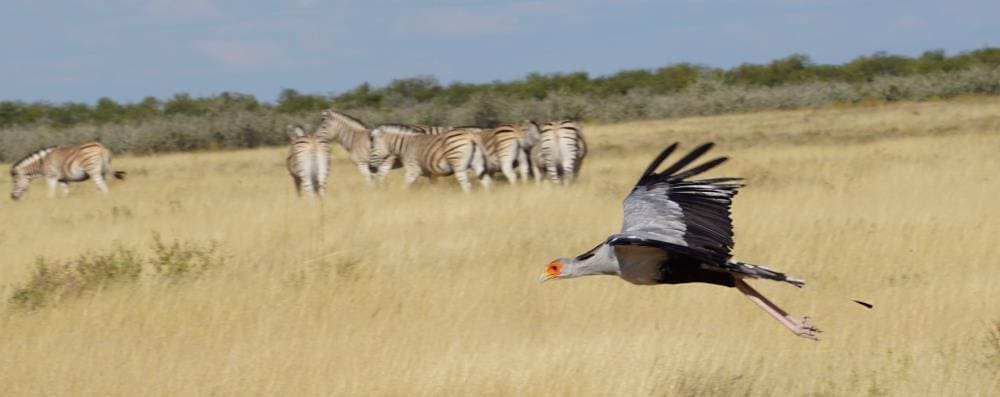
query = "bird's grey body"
(541, 142, 826, 340)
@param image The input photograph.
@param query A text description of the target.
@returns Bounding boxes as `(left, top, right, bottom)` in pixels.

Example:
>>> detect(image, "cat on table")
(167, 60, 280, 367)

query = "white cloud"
(194, 40, 277, 69)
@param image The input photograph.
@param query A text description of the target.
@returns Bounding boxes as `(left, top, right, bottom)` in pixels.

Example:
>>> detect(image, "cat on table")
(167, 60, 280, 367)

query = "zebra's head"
(286, 124, 308, 140)
(522, 120, 541, 146)
(9, 167, 30, 201)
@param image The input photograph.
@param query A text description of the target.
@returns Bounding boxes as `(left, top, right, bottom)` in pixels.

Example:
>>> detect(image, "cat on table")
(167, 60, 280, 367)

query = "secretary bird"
(539, 142, 869, 340)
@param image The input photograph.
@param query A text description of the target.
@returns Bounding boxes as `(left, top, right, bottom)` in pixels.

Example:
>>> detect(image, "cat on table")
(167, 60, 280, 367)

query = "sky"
(2, 0, 998, 104)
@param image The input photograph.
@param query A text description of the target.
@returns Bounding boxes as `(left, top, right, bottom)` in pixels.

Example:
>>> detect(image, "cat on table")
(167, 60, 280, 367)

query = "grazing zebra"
(531, 120, 587, 185)
(369, 127, 491, 192)
(9, 141, 126, 200)
(314, 109, 376, 185)
(285, 124, 331, 197)
(479, 120, 540, 183)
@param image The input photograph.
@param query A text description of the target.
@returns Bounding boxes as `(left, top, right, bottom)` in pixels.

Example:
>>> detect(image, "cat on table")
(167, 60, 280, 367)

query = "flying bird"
(539, 142, 826, 340)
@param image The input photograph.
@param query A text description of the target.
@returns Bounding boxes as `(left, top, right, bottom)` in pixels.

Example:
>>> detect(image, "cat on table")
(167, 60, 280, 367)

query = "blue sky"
(2, 0, 997, 104)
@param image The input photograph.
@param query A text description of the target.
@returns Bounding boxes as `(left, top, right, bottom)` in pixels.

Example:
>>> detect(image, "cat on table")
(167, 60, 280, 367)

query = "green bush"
(8, 236, 226, 310)
(10, 246, 142, 310)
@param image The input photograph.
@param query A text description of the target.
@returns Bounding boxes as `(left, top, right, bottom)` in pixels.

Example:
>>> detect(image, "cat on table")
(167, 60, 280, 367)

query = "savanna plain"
(1, 98, 998, 396)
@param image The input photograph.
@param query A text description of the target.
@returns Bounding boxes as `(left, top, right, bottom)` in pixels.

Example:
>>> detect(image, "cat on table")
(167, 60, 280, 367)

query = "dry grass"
(1, 98, 999, 396)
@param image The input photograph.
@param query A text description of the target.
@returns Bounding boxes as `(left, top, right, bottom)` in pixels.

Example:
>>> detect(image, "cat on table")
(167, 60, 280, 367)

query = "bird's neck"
(577, 244, 621, 277)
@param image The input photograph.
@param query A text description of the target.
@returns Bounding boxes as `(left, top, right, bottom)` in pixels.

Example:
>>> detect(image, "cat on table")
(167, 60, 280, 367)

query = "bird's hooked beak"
(538, 261, 563, 283)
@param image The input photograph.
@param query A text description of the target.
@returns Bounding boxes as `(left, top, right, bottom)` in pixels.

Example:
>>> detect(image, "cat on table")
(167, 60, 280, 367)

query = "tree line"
(2, 48, 998, 128)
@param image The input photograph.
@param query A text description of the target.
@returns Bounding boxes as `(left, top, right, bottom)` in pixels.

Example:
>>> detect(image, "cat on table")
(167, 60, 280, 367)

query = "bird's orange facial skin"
(539, 260, 563, 283)
(546, 261, 563, 278)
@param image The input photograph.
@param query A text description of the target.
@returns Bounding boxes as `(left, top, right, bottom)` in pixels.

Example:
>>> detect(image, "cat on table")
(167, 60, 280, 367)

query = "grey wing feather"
(617, 143, 744, 262)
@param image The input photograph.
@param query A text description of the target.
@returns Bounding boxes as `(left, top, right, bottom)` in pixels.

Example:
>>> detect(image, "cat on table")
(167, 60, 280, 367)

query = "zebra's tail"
(725, 260, 805, 288)
(113, 171, 127, 180)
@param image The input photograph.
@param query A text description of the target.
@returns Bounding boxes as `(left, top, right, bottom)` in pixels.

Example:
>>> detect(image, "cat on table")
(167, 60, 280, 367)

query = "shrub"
(8, 236, 226, 310)
(10, 246, 142, 310)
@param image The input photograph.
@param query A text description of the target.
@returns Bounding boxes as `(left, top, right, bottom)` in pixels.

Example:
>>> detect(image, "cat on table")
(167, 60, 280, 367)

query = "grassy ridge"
(0, 98, 998, 395)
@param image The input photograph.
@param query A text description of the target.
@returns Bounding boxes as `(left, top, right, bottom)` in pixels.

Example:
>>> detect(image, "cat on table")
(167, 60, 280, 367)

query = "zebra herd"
(5, 109, 586, 200)
(285, 109, 588, 196)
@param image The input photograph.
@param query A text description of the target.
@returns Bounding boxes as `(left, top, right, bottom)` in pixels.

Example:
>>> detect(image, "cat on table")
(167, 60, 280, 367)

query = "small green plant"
(988, 320, 1000, 369)
(149, 233, 225, 279)
(9, 235, 226, 310)
(10, 246, 143, 310)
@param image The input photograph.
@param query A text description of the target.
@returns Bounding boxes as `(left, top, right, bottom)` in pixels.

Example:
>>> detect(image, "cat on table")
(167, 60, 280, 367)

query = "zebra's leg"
(453, 170, 473, 192)
(316, 158, 329, 197)
(562, 158, 576, 186)
(500, 159, 517, 185)
(374, 155, 396, 184)
(472, 159, 492, 190)
(300, 176, 316, 197)
(356, 162, 374, 186)
(93, 175, 109, 194)
(547, 164, 560, 185)
(516, 150, 531, 182)
(403, 165, 421, 189)
(292, 176, 303, 197)
(315, 176, 326, 198)
(479, 172, 493, 190)
(59, 182, 70, 196)
(46, 177, 59, 198)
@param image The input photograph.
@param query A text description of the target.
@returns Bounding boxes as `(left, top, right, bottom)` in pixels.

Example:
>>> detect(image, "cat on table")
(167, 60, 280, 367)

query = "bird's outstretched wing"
(607, 142, 743, 265)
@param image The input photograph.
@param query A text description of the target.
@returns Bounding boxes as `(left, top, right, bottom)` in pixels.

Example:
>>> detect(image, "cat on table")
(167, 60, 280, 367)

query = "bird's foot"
(792, 316, 822, 340)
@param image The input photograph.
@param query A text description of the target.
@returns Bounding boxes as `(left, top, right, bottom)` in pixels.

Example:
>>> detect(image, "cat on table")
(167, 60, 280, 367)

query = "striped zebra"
(9, 141, 126, 200)
(369, 126, 491, 192)
(411, 124, 454, 134)
(530, 120, 587, 185)
(314, 109, 377, 185)
(412, 125, 490, 135)
(479, 120, 540, 183)
(285, 124, 331, 197)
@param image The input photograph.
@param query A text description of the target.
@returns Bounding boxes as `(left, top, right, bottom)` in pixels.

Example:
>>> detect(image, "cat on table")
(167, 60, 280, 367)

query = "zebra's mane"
(372, 124, 425, 136)
(319, 109, 368, 137)
(11, 146, 57, 171)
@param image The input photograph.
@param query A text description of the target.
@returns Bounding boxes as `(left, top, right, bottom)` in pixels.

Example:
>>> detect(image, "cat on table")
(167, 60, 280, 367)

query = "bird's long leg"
(734, 278, 821, 340)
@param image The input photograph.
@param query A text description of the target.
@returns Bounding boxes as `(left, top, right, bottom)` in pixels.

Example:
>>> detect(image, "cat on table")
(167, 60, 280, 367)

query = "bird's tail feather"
(727, 260, 874, 309)
(725, 260, 805, 288)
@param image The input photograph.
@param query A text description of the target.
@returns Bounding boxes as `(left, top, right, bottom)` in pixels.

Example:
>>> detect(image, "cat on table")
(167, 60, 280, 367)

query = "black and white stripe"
(315, 109, 375, 185)
(530, 120, 586, 185)
(285, 125, 331, 197)
(479, 120, 540, 183)
(369, 127, 491, 192)
(9, 141, 126, 200)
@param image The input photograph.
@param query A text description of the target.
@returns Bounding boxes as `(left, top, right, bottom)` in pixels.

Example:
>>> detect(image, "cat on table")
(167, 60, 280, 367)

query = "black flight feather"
(657, 142, 714, 179)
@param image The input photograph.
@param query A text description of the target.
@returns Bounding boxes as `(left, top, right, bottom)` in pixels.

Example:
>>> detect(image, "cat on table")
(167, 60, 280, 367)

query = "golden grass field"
(1, 98, 998, 396)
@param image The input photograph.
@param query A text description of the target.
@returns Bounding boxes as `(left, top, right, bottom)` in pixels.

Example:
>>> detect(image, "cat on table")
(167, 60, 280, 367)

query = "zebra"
(9, 141, 126, 200)
(314, 109, 377, 185)
(369, 126, 491, 192)
(479, 120, 540, 184)
(411, 124, 454, 134)
(531, 120, 587, 185)
(285, 124, 331, 197)
(411, 125, 490, 135)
